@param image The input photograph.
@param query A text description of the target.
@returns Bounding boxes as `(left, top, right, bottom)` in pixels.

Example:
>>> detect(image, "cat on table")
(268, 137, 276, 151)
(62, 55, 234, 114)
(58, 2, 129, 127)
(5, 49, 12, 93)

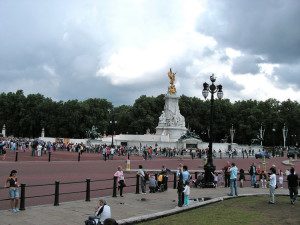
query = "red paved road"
(0, 150, 298, 210)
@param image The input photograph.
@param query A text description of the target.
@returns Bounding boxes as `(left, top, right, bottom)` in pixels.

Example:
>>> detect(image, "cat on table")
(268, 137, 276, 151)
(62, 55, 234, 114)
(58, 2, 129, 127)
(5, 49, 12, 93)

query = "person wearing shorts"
(5, 170, 20, 213)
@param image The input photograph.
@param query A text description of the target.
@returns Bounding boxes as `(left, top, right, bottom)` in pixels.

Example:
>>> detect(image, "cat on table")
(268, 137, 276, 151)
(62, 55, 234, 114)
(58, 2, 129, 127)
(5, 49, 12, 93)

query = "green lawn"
(139, 196, 300, 225)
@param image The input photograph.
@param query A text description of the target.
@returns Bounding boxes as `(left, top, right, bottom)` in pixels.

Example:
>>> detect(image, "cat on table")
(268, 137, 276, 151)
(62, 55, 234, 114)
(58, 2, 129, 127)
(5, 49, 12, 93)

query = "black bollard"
(135, 174, 140, 194)
(104, 153, 107, 161)
(195, 172, 198, 179)
(15, 151, 19, 162)
(54, 181, 60, 206)
(173, 172, 177, 189)
(86, 179, 91, 201)
(112, 176, 117, 197)
(164, 176, 168, 190)
(78, 152, 81, 162)
(177, 173, 183, 207)
(48, 152, 51, 162)
(19, 183, 26, 210)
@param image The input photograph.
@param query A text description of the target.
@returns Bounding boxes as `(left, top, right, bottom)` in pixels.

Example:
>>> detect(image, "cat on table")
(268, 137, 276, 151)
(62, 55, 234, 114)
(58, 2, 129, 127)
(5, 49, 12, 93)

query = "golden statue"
(167, 68, 176, 94)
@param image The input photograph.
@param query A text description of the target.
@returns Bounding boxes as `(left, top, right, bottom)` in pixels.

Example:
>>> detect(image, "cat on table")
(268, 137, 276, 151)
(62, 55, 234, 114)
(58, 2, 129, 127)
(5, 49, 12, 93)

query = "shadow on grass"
(138, 196, 300, 225)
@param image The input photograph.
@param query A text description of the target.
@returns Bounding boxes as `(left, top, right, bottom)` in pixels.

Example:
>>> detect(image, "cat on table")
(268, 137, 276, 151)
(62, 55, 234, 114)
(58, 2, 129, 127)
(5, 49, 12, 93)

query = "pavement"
(0, 186, 292, 225)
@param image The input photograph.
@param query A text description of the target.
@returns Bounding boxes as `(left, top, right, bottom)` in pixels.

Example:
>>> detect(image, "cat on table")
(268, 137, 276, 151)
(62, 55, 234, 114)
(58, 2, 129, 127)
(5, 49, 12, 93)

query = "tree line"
(0, 90, 299, 146)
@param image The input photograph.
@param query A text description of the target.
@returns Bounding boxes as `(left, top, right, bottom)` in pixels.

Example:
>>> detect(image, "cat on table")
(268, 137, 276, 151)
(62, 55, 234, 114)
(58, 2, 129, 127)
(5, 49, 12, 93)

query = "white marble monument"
(156, 68, 187, 140)
(156, 94, 187, 140)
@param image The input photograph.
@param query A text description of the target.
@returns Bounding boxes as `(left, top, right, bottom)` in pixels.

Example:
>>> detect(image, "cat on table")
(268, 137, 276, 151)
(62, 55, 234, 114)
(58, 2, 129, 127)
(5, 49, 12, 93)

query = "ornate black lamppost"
(230, 124, 235, 148)
(108, 109, 117, 147)
(282, 124, 288, 149)
(202, 74, 223, 188)
(272, 127, 276, 147)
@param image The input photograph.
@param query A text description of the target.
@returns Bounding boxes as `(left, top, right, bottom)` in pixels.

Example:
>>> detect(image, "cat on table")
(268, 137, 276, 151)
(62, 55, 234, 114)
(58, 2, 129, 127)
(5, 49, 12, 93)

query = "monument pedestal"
(156, 94, 187, 140)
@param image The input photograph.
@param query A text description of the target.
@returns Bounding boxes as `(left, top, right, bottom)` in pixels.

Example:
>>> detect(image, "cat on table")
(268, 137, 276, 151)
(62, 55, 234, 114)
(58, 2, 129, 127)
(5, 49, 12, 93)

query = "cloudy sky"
(0, 0, 299, 106)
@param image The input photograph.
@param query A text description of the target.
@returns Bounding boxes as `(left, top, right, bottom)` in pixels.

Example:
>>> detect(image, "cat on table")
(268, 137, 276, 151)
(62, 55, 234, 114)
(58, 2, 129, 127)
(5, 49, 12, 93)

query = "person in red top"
(5, 170, 20, 213)
(114, 166, 125, 197)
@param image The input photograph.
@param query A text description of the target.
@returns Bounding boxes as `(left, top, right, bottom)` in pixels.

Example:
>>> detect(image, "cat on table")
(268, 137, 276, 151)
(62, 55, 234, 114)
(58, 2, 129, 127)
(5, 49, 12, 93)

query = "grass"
(138, 196, 300, 225)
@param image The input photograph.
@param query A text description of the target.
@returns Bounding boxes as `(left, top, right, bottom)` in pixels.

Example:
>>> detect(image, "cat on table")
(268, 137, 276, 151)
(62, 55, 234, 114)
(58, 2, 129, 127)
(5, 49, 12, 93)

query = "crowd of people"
(0, 136, 290, 164)
(2, 136, 298, 224)
(3, 161, 298, 224)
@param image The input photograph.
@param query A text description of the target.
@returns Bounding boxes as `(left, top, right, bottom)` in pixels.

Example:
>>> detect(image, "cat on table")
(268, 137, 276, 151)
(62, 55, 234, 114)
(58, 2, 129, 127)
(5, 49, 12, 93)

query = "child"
(183, 181, 190, 206)
(239, 169, 245, 188)
(259, 170, 267, 188)
(211, 172, 218, 187)
(218, 171, 224, 187)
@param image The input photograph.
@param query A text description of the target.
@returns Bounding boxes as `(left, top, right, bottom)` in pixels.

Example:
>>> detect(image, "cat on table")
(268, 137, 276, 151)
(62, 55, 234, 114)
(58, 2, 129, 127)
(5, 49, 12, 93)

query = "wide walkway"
(0, 187, 290, 225)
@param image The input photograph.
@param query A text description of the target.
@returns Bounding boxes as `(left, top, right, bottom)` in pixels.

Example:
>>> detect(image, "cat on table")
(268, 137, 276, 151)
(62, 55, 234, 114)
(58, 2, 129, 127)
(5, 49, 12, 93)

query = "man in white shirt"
(269, 167, 277, 204)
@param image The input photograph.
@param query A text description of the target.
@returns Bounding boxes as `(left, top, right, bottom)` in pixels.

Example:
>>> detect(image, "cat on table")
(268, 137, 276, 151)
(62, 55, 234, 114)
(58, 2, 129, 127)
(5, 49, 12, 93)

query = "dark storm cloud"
(198, 0, 300, 92)
(231, 55, 264, 75)
(198, 0, 300, 63)
(273, 62, 300, 90)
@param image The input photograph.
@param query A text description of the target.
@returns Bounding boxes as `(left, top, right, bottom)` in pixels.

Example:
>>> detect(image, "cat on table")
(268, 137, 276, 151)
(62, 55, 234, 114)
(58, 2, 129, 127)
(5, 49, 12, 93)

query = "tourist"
(193, 172, 204, 188)
(1, 145, 6, 160)
(114, 166, 125, 197)
(110, 146, 115, 159)
(0, 140, 6, 159)
(287, 167, 298, 205)
(268, 167, 277, 204)
(270, 164, 277, 174)
(37, 143, 42, 157)
(278, 169, 284, 188)
(223, 161, 231, 188)
(176, 163, 183, 176)
(102, 147, 106, 161)
(137, 165, 146, 194)
(5, 170, 20, 213)
(248, 163, 257, 187)
(85, 199, 111, 225)
(183, 181, 190, 206)
(228, 162, 238, 196)
(259, 170, 267, 188)
(211, 172, 218, 187)
(239, 169, 245, 188)
(149, 174, 157, 193)
(182, 165, 191, 183)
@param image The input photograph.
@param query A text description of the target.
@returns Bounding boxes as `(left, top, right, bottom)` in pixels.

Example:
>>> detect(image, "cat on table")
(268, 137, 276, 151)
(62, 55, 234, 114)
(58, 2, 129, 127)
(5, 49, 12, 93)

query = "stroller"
(193, 173, 205, 188)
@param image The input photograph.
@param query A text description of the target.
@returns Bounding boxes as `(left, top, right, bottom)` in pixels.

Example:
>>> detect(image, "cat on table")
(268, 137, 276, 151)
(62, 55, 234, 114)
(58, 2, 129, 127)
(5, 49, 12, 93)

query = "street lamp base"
(203, 163, 216, 188)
